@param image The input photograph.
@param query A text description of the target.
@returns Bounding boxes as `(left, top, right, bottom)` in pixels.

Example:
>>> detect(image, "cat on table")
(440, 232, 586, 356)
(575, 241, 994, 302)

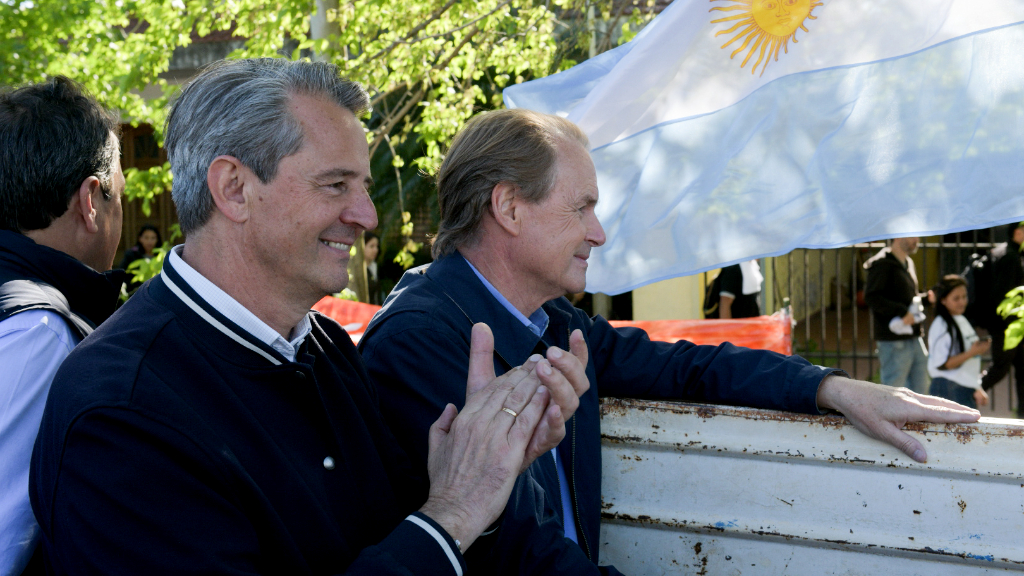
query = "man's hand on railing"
(815, 375, 981, 463)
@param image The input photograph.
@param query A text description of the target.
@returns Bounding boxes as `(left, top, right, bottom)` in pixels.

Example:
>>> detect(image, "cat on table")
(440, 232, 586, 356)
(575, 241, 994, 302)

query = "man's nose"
(587, 215, 606, 247)
(344, 189, 379, 232)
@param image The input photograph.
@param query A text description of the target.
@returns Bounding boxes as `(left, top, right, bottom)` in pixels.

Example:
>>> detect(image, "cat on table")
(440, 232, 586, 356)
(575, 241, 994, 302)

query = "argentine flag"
(504, 0, 1024, 295)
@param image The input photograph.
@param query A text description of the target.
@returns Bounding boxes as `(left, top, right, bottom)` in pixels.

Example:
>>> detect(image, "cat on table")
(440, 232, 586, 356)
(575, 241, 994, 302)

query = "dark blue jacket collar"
(421, 253, 569, 364)
(0, 229, 124, 336)
(384, 251, 574, 369)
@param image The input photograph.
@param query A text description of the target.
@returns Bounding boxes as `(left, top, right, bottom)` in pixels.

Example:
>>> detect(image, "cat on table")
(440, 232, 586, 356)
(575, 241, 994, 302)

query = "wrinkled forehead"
(553, 140, 599, 198)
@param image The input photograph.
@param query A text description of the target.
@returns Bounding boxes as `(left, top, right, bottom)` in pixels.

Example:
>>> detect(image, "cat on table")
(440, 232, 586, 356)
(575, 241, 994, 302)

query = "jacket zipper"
(571, 413, 591, 559)
(566, 323, 592, 560)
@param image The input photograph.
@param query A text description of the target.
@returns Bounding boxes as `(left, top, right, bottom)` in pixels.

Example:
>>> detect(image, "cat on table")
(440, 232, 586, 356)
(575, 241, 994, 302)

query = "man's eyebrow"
(313, 168, 374, 188)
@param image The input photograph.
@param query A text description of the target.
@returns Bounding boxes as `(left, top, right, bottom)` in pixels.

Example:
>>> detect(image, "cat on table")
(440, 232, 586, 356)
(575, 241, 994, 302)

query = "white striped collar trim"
(404, 515, 463, 576)
(164, 245, 312, 363)
(161, 268, 284, 366)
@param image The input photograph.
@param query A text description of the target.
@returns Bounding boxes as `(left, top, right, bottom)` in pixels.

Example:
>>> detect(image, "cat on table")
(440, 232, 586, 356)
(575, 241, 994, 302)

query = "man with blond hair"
(361, 108, 981, 575)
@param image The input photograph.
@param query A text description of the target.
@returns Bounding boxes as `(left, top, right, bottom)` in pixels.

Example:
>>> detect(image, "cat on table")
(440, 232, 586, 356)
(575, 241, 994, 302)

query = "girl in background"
(364, 231, 382, 305)
(120, 224, 162, 294)
(927, 274, 991, 408)
(120, 224, 162, 270)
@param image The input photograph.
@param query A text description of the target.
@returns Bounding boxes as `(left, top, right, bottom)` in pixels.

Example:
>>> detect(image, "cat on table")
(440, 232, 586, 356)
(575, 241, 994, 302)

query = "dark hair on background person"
(0, 75, 121, 232)
(932, 274, 970, 365)
(432, 108, 589, 258)
(133, 223, 163, 251)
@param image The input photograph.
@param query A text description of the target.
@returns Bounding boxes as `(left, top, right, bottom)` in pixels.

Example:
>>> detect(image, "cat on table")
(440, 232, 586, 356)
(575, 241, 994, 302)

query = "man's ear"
(490, 181, 521, 236)
(207, 155, 251, 224)
(72, 176, 103, 234)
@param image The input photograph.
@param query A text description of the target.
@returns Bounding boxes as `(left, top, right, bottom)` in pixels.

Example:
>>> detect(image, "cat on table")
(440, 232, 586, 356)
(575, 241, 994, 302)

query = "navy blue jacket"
(0, 229, 123, 338)
(359, 252, 835, 575)
(29, 263, 465, 576)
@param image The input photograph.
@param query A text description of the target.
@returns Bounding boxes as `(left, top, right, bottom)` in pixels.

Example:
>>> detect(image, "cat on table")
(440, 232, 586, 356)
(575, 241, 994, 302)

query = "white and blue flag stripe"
(504, 0, 1024, 294)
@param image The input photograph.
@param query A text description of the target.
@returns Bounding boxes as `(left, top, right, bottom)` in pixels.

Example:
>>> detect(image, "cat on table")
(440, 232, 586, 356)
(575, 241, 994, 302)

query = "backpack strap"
(0, 279, 95, 339)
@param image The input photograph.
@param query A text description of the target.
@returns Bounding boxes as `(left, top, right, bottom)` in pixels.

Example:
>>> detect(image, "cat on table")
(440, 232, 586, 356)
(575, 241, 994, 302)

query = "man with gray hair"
(359, 108, 983, 575)
(29, 59, 584, 576)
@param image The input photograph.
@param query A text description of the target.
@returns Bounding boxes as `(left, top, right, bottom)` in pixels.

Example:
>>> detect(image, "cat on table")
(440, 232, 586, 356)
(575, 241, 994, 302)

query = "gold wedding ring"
(501, 407, 518, 418)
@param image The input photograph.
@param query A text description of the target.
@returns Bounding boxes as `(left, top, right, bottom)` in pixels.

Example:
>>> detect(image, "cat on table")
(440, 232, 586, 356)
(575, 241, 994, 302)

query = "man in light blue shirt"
(0, 77, 126, 576)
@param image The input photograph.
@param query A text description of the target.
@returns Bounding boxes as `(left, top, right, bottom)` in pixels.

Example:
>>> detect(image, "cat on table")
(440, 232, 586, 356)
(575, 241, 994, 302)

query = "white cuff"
(404, 515, 463, 576)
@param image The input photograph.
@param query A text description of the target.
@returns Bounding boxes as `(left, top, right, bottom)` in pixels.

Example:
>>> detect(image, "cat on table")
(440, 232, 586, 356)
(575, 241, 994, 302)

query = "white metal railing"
(599, 397, 1024, 574)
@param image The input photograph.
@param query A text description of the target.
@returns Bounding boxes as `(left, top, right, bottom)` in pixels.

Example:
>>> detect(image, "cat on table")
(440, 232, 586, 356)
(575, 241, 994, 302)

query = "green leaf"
(5, 0, 652, 283)
(1006, 320, 1024, 350)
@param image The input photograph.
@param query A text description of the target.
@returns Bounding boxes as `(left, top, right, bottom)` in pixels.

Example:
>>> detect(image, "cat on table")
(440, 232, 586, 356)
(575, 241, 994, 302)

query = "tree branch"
(364, 21, 480, 153)
(597, 0, 639, 54)
(368, 86, 426, 158)
(364, 0, 461, 63)
(394, 0, 512, 46)
(430, 23, 479, 71)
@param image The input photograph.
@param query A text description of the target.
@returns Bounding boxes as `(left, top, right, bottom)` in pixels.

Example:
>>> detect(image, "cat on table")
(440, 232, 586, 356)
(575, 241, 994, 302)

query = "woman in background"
(364, 231, 382, 305)
(120, 224, 161, 270)
(120, 224, 162, 293)
(927, 274, 991, 408)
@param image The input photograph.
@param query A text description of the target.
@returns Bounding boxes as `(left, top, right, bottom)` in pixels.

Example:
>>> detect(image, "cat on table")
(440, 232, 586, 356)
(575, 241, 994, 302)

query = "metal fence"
(759, 227, 1015, 415)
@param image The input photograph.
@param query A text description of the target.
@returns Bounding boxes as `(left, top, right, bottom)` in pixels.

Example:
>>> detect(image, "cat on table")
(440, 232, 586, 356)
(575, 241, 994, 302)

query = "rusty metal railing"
(599, 397, 1024, 574)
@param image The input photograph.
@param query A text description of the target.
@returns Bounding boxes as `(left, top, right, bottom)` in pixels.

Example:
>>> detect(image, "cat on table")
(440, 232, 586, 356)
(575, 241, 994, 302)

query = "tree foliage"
(2, 0, 658, 274)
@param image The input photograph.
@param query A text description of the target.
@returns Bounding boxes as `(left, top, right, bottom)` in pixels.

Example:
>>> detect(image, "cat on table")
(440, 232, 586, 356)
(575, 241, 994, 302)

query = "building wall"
(631, 274, 703, 320)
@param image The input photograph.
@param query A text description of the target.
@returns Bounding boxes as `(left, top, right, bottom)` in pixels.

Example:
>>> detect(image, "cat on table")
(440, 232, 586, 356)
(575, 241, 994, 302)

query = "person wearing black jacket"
(980, 223, 1024, 412)
(0, 77, 125, 576)
(864, 237, 930, 394)
(29, 59, 582, 576)
(359, 109, 982, 575)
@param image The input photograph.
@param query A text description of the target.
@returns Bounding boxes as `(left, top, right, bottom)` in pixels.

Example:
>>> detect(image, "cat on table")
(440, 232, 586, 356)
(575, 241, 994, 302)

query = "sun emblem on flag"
(710, 0, 823, 76)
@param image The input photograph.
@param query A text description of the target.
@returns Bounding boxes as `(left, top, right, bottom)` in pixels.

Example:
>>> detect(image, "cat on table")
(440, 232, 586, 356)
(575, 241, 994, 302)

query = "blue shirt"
(464, 260, 578, 544)
(0, 310, 78, 576)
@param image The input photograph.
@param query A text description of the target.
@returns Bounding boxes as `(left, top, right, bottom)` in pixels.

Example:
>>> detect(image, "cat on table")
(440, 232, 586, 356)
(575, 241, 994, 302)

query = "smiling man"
(358, 108, 983, 575)
(28, 60, 583, 576)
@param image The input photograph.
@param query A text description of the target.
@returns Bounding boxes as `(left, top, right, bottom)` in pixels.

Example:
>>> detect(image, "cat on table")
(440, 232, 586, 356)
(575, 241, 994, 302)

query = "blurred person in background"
(704, 260, 763, 319)
(980, 222, 1024, 415)
(927, 274, 990, 409)
(119, 224, 161, 270)
(865, 237, 929, 393)
(119, 224, 162, 293)
(364, 231, 382, 305)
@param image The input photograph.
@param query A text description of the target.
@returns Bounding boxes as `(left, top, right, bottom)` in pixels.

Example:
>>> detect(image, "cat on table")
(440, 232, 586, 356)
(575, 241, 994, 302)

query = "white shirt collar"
(167, 245, 311, 363)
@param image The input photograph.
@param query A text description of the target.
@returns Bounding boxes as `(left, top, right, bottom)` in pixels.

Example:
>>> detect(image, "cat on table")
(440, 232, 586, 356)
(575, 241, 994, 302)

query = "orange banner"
(312, 296, 381, 344)
(313, 296, 791, 355)
(609, 316, 792, 355)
